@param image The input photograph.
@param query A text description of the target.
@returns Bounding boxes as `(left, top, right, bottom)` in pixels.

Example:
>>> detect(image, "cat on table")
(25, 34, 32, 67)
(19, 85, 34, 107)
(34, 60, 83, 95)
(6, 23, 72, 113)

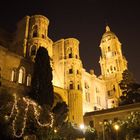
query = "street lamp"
(54, 129, 57, 133)
(79, 124, 85, 140)
(114, 124, 120, 140)
(99, 121, 105, 140)
(80, 124, 85, 130)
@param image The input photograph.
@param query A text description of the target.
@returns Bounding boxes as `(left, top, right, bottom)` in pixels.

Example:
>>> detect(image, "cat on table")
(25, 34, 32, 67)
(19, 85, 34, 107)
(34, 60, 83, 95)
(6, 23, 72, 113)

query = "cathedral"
(0, 15, 127, 127)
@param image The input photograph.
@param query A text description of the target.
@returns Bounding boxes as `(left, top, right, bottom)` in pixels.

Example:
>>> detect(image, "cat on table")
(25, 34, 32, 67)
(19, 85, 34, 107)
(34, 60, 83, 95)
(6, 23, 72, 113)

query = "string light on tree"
(5, 94, 54, 138)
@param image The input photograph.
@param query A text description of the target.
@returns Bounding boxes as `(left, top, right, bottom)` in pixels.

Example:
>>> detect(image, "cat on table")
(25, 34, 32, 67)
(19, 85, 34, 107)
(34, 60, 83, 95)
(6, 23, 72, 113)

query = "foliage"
(0, 91, 98, 140)
(85, 126, 97, 140)
(119, 70, 140, 105)
(52, 102, 68, 129)
(100, 111, 140, 140)
(31, 47, 54, 107)
(124, 112, 140, 139)
(62, 122, 85, 139)
(0, 91, 69, 139)
(0, 90, 85, 140)
(0, 91, 15, 139)
(119, 70, 135, 90)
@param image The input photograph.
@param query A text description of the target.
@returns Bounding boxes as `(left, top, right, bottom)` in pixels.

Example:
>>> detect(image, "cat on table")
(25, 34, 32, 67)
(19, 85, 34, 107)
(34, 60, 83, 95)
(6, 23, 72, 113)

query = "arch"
(69, 53, 72, 58)
(108, 46, 110, 51)
(85, 91, 90, 102)
(18, 67, 25, 84)
(77, 84, 80, 90)
(113, 85, 116, 91)
(27, 74, 31, 86)
(32, 25, 38, 37)
(42, 34, 45, 39)
(67, 48, 72, 58)
(69, 81, 73, 89)
(53, 93, 63, 107)
(69, 68, 73, 74)
(77, 70, 79, 74)
(110, 65, 113, 72)
(53, 86, 68, 104)
(11, 69, 16, 82)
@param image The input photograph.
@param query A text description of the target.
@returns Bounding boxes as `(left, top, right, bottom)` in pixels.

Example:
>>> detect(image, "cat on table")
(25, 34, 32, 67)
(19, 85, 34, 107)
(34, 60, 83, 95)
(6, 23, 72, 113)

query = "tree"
(119, 70, 140, 105)
(125, 112, 140, 139)
(52, 102, 68, 128)
(31, 47, 54, 107)
(99, 112, 140, 140)
(85, 126, 97, 140)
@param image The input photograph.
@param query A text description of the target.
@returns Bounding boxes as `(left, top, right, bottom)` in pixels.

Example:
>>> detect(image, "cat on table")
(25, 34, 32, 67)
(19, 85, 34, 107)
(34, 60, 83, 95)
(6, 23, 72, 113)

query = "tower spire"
(106, 25, 110, 32)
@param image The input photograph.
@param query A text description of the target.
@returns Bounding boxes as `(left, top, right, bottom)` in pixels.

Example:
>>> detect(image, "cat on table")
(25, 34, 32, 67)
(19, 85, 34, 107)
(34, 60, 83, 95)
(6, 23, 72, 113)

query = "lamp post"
(102, 124, 105, 140)
(114, 124, 119, 140)
(99, 121, 105, 140)
(80, 124, 85, 130)
(79, 124, 85, 140)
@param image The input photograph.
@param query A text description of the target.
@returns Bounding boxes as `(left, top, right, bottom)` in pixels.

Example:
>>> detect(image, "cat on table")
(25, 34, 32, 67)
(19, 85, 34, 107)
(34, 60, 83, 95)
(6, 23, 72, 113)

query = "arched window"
(18, 67, 25, 84)
(42, 34, 45, 39)
(110, 66, 113, 72)
(107, 69, 109, 73)
(85, 92, 90, 102)
(108, 46, 110, 51)
(69, 68, 73, 74)
(69, 53, 72, 58)
(32, 25, 38, 37)
(77, 70, 79, 74)
(68, 48, 72, 58)
(113, 85, 116, 91)
(77, 84, 80, 90)
(27, 74, 31, 86)
(69, 81, 73, 89)
(11, 69, 16, 82)
(31, 45, 36, 56)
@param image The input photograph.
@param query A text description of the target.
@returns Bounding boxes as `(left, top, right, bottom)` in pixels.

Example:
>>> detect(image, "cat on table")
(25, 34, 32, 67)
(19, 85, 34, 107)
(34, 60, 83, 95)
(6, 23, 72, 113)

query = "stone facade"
(0, 15, 128, 126)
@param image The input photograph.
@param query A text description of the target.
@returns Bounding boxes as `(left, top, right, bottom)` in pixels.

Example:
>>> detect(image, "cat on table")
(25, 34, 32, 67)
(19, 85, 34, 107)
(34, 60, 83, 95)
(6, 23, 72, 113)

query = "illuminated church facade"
(0, 15, 127, 126)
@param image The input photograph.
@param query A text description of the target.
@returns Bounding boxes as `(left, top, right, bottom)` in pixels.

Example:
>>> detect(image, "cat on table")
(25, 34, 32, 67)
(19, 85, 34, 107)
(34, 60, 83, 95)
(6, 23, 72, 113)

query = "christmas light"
(5, 94, 54, 138)
(12, 96, 29, 138)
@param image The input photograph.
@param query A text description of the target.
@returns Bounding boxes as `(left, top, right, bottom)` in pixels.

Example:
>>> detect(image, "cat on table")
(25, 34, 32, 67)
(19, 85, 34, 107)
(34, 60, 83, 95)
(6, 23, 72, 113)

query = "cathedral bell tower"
(99, 26, 127, 108)
(99, 26, 127, 77)
(25, 15, 53, 61)
(64, 38, 83, 126)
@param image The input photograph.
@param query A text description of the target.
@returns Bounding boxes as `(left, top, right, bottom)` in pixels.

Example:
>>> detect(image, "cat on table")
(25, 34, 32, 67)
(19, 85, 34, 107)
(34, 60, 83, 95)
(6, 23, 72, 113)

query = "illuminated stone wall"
(0, 15, 128, 127)
(53, 38, 83, 125)
(0, 45, 32, 95)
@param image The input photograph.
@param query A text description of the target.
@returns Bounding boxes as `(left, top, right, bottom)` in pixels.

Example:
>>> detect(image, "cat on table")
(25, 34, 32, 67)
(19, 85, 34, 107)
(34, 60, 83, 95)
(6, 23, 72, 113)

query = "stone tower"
(26, 15, 53, 61)
(12, 15, 53, 61)
(64, 38, 83, 126)
(99, 26, 127, 108)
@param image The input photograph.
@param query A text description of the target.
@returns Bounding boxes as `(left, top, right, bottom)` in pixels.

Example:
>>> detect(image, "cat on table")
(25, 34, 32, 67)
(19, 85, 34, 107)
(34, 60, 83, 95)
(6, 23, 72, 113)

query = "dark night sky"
(0, 0, 140, 82)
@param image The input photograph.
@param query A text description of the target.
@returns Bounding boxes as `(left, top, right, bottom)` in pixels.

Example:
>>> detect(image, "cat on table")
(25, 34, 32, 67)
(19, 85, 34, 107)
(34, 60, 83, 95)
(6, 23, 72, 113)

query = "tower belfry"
(99, 25, 127, 77)
(99, 26, 128, 108)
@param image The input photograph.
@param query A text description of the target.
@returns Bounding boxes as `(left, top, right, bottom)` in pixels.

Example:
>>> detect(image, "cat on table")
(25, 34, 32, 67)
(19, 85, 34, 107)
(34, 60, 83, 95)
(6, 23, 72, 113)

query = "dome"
(102, 25, 117, 40)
